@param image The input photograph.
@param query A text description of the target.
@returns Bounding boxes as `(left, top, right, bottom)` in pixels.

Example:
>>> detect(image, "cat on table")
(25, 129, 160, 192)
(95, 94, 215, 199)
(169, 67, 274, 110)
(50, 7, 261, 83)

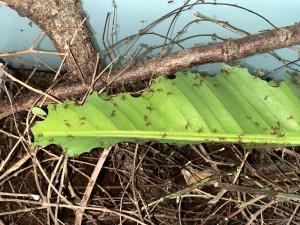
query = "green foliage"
(31, 65, 300, 156)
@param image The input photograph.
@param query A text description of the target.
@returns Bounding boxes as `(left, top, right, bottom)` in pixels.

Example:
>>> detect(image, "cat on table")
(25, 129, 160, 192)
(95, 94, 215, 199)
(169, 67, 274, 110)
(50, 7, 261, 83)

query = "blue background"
(0, 0, 299, 79)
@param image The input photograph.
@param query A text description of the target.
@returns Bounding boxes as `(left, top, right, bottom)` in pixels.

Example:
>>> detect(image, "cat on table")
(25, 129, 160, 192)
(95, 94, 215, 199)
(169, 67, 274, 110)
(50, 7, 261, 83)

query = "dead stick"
(74, 147, 112, 225)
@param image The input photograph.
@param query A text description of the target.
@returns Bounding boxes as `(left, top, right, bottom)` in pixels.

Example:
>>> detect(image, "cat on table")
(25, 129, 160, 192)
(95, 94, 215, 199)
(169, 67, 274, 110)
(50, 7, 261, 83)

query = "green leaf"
(31, 64, 300, 156)
(31, 107, 47, 116)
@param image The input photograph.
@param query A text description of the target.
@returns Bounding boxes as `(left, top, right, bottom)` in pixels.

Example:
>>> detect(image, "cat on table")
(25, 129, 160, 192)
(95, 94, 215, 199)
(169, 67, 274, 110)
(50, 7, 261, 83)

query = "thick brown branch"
(1, 23, 300, 119)
(116, 23, 300, 82)
(3, 0, 98, 81)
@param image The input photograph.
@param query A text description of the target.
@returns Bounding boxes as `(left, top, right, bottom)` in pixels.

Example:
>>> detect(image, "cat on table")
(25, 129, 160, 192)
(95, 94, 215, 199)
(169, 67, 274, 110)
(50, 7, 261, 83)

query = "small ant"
(110, 110, 116, 119)
(144, 115, 148, 121)
(184, 121, 191, 130)
(156, 88, 164, 93)
(64, 120, 72, 128)
(245, 115, 252, 120)
(79, 116, 86, 121)
(63, 102, 69, 109)
(213, 83, 219, 88)
(212, 129, 218, 133)
(277, 133, 285, 139)
(146, 105, 154, 112)
(120, 94, 126, 100)
(67, 134, 74, 140)
(197, 127, 204, 133)
(52, 105, 57, 112)
(48, 138, 55, 143)
(166, 91, 174, 96)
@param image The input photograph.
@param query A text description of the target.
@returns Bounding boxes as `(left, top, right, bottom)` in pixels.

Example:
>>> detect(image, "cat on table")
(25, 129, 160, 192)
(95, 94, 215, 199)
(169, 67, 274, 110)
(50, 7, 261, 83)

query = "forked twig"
(1, 68, 61, 103)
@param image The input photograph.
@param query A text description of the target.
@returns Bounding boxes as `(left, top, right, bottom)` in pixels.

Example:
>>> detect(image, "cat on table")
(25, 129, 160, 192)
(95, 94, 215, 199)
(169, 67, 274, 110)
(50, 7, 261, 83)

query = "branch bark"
(1, 22, 300, 119)
(3, 0, 98, 82)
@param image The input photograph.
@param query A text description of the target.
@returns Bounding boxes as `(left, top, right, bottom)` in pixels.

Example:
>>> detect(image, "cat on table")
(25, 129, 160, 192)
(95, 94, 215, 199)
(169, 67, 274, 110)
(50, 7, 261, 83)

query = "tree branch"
(3, 0, 98, 81)
(1, 23, 300, 119)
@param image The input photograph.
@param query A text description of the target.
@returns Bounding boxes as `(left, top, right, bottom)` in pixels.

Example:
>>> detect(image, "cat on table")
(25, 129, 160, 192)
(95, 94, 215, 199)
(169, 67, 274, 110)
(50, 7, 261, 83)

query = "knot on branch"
(278, 28, 293, 47)
(222, 41, 240, 62)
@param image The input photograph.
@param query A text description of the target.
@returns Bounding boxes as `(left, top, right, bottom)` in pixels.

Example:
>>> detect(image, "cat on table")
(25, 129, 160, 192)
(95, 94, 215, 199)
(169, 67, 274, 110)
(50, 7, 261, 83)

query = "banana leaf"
(31, 65, 300, 156)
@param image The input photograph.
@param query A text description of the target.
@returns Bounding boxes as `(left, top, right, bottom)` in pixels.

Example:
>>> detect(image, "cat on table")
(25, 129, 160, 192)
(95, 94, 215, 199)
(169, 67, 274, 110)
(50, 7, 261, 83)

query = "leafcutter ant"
(37, 133, 44, 139)
(184, 121, 191, 130)
(67, 134, 74, 141)
(156, 88, 164, 93)
(144, 115, 148, 121)
(110, 110, 116, 119)
(166, 91, 174, 96)
(146, 105, 154, 112)
(212, 129, 218, 133)
(197, 127, 204, 133)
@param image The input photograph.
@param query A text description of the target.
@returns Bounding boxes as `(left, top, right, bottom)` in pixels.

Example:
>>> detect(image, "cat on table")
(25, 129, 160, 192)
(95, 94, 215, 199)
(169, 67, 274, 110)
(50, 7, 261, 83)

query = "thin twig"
(130, 144, 145, 223)
(287, 205, 299, 225)
(74, 147, 112, 225)
(0, 198, 148, 225)
(245, 199, 277, 225)
(1, 69, 61, 103)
